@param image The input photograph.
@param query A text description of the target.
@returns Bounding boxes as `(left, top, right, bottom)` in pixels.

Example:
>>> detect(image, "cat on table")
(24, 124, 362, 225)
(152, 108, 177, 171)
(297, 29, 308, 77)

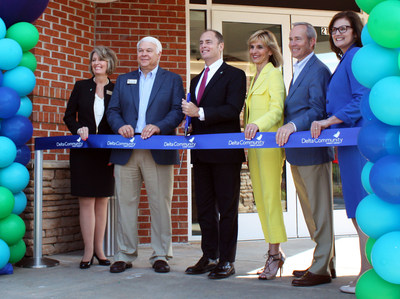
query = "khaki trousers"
(291, 162, 335, 275)
(114, 149, 173, 265)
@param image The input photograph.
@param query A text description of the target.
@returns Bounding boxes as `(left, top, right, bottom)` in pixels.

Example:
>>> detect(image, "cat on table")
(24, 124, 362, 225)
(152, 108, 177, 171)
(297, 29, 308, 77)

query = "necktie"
(197, 67, 209, 104)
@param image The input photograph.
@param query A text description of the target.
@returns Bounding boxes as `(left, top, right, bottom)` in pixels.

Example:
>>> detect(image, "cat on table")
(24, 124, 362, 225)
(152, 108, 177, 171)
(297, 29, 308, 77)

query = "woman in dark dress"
(64, 46, 117, 269)
(311, 11, 369, 294)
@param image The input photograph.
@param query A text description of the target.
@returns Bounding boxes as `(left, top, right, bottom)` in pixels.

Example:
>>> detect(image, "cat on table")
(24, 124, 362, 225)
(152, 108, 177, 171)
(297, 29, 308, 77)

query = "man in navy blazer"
(276, 23, 335, 287)
(106, 36, 184, 274)
(182, 30, 246, 279)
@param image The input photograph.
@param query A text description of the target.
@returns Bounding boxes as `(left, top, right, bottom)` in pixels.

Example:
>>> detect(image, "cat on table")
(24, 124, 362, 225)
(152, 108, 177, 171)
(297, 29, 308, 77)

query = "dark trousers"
(193, 162, 242, 263)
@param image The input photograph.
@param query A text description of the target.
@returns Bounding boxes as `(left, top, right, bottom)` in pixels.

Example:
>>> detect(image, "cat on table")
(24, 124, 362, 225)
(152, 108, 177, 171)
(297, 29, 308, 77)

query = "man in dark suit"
(276, 22, 335, 286)
(106, 36, 184, 274)
(182, 30, 246, 279)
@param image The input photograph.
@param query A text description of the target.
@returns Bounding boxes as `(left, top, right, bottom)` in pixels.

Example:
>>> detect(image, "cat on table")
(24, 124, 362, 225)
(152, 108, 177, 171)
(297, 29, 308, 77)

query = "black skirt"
(69, 148, 114, 197)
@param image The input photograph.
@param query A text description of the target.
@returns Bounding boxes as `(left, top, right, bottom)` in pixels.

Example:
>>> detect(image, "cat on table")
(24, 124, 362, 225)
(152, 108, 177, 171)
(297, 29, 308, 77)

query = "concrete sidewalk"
(2, 236, 360, 298)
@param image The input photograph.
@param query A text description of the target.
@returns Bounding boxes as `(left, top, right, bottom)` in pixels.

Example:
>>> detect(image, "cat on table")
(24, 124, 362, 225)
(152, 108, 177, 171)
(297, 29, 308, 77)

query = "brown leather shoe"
(293, 268, 336, 278)
(153, 260, 170, 273)
(292, 271, 332, 287)
(185, 256, 217, 275)
(110, 261, 132, 273)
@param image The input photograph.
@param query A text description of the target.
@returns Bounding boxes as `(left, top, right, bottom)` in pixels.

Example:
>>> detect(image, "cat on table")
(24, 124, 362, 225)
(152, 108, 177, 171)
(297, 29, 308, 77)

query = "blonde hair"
(89, 46, 118, 76)
(247, 30, 283, 67)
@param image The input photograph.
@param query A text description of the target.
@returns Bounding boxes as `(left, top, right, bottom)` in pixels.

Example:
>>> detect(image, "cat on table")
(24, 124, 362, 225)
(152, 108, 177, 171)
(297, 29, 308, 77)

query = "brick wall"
(23, 0, 188, 256)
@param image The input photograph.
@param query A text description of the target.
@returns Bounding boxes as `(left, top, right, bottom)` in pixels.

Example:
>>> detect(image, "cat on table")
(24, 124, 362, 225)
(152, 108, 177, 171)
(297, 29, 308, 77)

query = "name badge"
(106, 90, 113, 95)
(127, 79, 137, 85)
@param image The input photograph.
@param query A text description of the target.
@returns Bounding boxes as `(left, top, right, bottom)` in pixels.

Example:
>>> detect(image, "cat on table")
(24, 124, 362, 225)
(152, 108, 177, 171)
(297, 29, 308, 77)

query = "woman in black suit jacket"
(64, 46, 117, 269)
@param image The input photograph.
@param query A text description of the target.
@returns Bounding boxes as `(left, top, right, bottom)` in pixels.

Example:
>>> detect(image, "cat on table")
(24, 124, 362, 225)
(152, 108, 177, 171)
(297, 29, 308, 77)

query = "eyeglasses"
(330, 25, 352, 35)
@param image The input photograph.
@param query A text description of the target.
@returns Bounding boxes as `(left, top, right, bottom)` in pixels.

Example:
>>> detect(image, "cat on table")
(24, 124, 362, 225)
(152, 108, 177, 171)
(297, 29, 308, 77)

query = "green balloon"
(6, 22, 39, 52)
(0, 214, 26, 246)
(365, 237, 376, 265)
(0, 186, 15, 220)
(19, 51, 37, 72)
(355, 0, 386, 14)
(8, 239, 26, 264)
(356, 269, 400, 298)
(368, 1, 400, 48)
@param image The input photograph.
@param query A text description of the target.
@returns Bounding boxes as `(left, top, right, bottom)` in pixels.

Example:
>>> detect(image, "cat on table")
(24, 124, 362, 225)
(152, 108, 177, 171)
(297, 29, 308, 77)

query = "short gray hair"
(137, 36, 162, 54)
(292, 22, 317, 42)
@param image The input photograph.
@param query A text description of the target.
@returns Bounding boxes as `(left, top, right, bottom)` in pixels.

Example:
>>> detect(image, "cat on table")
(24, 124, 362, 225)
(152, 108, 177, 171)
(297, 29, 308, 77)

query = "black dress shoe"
(79, 256, 93, 269)
(292, 271, 332, 287)
(110, 261, 132, 273)
(153, 260, 170, 273)
(293, 268, 336, 278)
(185, 256, 217, 275)
(94, 254, 111, 266)
(208, 261, 235, 279)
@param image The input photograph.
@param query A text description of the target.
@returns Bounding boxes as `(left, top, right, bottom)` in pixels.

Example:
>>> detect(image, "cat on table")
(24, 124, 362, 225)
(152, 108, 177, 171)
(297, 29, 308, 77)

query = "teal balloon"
(368, 1, 400, 48)
(19, 51, 37, 72)
(361, 24, 376, 46)
(356, 269, 400, 298)
(355, 0, 385, 14)
(2, 66, 36, 97)
(356, 194, 400, 239)
(0, 17, 6, 39)
(0, 38, 23, 70)
(0, 214, 26, 246)
(0, 186, 14, 220)
(0, 239, 10, 270)
(0, 162, 30, 194)
(8, 239, 26, 264)
(372, 231, 400, 284)
(12, 191, 27, 215)
(16, 96, 33, 118)
(365, 237, 376, 265)
(370, 76, 400, 126)
(361, 161, 374, 194)
(0, 136, 17, 168)
(352, 43, 400, 88)
(5, 22, 39, 52)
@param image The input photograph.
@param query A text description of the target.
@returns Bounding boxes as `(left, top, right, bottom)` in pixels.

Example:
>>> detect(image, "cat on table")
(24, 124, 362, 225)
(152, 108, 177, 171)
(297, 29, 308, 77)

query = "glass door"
(211, 10, 297, 240)
(291, 14, 356, 237)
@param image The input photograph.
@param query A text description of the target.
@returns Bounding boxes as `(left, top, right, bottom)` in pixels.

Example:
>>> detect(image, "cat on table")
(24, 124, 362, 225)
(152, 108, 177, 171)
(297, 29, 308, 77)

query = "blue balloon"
(372, 231, 400, 284)
(358, 120, 400, 162)
(12, 191, 27, 215)
(0, 71, 3, 85)
(16, 96, 33, 118)
(370, 76, 400, 126)
(356, 194, 400, 239)
(0, 0, 49, 28)
(0, 17, 5, 39)
(0, 162, 30, 194)
(361, 24, 377, 46)
(361, 161, 374, 194)
(360, 90, 378, 122)
(2, 66, 36, 97)
(0, 263, 13, 275)
(14, 144, 31, 166)
(0, 115, 33, 146)
(0, 239, 10, 269)
(0, 136, 17, 168)
(0, 86, 21, 119)
(0, 38, 23, 71)
(370, 155, 400, 204)
(352, 44, 400, 89)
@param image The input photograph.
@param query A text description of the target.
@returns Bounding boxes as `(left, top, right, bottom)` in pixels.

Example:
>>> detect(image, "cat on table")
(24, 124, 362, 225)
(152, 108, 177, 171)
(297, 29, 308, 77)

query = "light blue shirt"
(135, 66, 158, 133)
(293, 52, 314, 84)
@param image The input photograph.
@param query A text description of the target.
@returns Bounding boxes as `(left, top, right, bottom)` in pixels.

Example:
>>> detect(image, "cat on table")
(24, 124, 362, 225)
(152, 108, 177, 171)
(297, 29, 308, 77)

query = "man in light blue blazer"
(106, 36, 184, 274)
(276, 22, 335, 287)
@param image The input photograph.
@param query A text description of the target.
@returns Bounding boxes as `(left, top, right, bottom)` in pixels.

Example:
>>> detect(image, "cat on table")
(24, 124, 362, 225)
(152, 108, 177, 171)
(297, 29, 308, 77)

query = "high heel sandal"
(258, 250, 285, 280)
(80, 256, 94, 269)
(94, 254, 111, 266)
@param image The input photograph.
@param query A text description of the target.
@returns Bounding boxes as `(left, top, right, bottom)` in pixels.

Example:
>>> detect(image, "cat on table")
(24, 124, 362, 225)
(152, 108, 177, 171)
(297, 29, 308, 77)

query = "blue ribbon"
(35, 128, 360, 151)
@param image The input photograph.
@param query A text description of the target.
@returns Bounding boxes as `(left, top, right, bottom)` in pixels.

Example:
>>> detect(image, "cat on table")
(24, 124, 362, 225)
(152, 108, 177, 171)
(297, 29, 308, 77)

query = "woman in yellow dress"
(244, 29, 287, 280)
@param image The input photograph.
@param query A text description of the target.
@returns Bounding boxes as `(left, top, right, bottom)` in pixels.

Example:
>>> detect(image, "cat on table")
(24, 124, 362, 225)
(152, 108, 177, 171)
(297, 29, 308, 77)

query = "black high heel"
(94, 254, 111, 266)
(80, 256, 94, 269)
